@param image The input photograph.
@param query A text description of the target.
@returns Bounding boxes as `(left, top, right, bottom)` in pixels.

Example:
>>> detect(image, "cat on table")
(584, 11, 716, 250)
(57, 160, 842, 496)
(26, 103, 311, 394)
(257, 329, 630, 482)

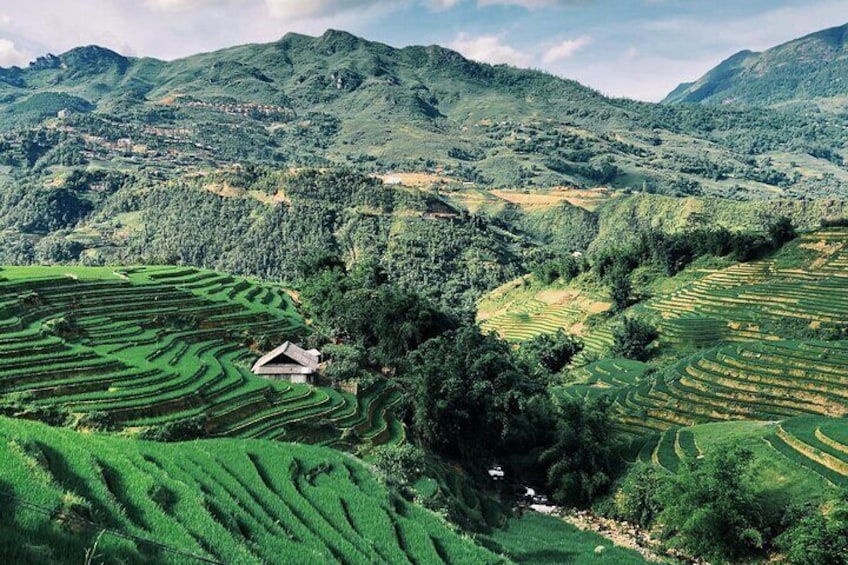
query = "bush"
(610, 318, 657, 361)
(520, 330, 583, 379)
(767, 216, 797, 247)
(609, 268, 632, 312)
(372, 443, 426, 489)
(137, 415, 208, 442)
(776, 493, 848, 565)
(612, 463, 665, 527)
(658, 442, 766, 561)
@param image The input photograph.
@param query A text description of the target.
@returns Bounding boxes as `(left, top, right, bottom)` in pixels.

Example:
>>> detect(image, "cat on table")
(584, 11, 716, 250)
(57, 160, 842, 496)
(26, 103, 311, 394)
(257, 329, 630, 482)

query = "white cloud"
(542, 35, 591, 63)
(144, 0, 244, 11)
(263, 0, 390, 20)
(427, 0, 463, 10)
(450, 33, 534, 67)
(0, 38, 30, 67)
(478, 0, 584, 8)
(0, 13, 10, 26)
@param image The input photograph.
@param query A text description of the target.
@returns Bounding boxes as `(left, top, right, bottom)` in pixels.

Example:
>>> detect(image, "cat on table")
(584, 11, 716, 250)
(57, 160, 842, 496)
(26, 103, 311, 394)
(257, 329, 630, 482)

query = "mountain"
(664, 22, 848, 110)
(0, 30, 846, 198)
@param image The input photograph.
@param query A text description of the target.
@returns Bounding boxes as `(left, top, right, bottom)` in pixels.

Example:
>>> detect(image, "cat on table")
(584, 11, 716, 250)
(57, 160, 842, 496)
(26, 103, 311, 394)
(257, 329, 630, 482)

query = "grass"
(0, 416, 495, 565)
(480, 512, 649, 564)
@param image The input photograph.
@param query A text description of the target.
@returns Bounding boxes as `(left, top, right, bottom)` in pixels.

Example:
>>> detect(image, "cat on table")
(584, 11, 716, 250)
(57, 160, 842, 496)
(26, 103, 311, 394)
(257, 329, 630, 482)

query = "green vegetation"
(479, 224, 848, 562)
(665, 23, 848, 112)
(610, 318, 658, 362)
(658, 443, 767, 561)
(2, 30, 847, 199)
(0, 265, 404, 448)
(481, 512, 648, 564)
(610, 421, 848, 563)
(1, 24, 847, 564)
(0, 416, 497, 564)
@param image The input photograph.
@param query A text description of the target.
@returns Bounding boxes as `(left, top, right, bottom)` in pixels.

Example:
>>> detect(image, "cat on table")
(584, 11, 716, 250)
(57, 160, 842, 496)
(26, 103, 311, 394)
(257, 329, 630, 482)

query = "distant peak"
(318, 29, 363, 52)
(321, 29, 357, 41)
(61, 45, 127, 61)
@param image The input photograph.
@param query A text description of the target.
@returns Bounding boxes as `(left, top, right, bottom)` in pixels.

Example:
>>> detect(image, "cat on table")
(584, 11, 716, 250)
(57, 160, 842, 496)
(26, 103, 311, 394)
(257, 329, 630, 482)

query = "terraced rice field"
(562, 358, 650, 401)
(604, 340, 848, 436)
(0, 266, 404, 448)
(628, 418, 845, 497)
(480, 297, 585, 341)
(765, 416, 848, 487)
(647, 230, 848, 344)
(560, 230, 848, 437)
(478, 279, 611, 344)
(0, 416, 492, 564)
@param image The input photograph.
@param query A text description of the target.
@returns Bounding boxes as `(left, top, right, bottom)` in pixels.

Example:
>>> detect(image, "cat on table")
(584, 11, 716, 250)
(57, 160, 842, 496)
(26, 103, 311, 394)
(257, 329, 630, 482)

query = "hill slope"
(0, 265, 405, 448)
(481, 228, 848, 441)
(664, 23, 848, 110)
(0, 416, 496, 564)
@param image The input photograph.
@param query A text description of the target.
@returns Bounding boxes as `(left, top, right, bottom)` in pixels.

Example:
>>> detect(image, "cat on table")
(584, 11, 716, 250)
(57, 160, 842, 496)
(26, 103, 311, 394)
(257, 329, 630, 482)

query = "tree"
(541, 396, 620, 506)
(777, 492, 848, 565)
(613, 463, 665, 527)
(372, 443, 426, 489)
(404, 326, 538, 463)
(659, 442, 765, 561)
(610, 317, 657, 361)
(768, 216, 797, 248)
(609, 267, 633, 312)
(520, 329, 583, 379)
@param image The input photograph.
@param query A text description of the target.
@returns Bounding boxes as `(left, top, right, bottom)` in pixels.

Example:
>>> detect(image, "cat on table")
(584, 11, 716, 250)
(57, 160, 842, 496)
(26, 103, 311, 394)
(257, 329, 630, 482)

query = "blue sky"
(0, 0, 846, 101)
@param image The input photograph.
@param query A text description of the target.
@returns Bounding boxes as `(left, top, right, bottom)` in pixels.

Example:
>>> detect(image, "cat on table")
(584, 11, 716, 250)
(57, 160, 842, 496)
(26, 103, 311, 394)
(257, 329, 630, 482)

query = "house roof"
(251, 341, 320, 373)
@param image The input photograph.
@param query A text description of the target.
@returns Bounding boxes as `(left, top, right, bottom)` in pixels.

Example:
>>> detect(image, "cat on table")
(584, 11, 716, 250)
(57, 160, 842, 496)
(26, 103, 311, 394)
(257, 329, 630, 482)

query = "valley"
(0, 13, 847, 565)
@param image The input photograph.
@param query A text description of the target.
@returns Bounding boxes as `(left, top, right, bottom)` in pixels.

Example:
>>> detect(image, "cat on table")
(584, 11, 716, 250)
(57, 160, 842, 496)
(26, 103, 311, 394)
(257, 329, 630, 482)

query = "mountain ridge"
(664, 22, 848, 109)
(0, 28, 845, 197)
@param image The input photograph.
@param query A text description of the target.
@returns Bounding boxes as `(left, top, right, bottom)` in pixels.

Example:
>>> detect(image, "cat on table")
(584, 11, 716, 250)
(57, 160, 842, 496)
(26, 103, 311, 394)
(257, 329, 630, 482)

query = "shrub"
(372, 443, 426, 489)
(776, 493, 848, 565)
(612, 463, 665, 527)
(520, 330, 584, 379)
(611, 318, 657, 361)
(137, 415, 208, 442)
(658, 442, 766, 561)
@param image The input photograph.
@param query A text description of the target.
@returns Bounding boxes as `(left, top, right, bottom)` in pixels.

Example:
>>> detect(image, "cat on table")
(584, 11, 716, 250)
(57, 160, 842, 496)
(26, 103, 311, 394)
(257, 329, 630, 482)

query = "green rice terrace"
(627, 417, 846, 497)
(0, 416, 496, 564)
(606, 229, 848, 439)
(482, 229, 848, 491)
(0, 265, 657, 565)
(0, 266, 404, 448)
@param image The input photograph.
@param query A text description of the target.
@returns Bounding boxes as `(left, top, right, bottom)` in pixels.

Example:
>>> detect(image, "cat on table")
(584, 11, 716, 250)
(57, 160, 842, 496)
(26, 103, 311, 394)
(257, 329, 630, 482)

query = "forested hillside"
(665, 22, 848, 111)
(0, 30, 846, 197)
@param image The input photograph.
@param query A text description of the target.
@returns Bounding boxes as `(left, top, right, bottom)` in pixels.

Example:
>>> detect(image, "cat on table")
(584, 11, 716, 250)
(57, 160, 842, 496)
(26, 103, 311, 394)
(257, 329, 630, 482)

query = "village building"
(251, 341, 321, 384)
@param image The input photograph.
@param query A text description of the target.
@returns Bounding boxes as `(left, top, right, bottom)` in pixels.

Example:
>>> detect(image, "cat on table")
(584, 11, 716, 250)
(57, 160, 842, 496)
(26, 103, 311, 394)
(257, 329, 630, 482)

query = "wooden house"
(251, 341, 321, 384)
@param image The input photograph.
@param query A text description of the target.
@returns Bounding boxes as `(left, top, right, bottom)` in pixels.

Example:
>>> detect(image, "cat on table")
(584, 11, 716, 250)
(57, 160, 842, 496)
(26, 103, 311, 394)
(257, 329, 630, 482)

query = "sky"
(0, 0, 846, 101)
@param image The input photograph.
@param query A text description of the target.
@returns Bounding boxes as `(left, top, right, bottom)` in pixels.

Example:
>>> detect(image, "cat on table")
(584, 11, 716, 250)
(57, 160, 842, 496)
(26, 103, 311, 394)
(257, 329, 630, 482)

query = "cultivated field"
(481, 230, 848, 464)
(0, 266, 404, 447)
(0, 416, 493, 564)
(628, 418, 846, 497)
